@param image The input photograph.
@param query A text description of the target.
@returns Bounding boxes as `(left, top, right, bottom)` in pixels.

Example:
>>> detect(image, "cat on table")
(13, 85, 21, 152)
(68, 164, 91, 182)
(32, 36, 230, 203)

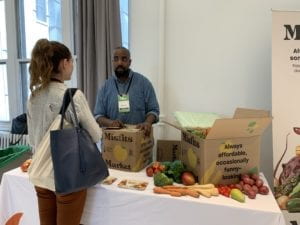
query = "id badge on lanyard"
(118, 94, 130, 113)
(115, 74, 134, 113)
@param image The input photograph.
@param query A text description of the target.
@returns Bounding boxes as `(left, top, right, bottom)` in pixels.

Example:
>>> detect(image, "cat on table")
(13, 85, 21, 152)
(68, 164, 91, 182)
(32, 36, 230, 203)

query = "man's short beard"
(115, 69, 130, 79)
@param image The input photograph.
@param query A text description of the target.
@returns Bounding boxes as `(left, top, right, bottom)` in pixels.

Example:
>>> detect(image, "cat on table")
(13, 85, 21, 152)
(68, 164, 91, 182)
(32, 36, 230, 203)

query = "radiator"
(0, 133, 30, 149)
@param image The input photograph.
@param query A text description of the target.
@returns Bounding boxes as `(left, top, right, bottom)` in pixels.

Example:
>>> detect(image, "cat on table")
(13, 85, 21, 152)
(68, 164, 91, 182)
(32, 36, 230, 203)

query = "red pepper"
(223, 190, 230, 197)
(218, 186, 231, 197)
(229, 184, 236, 189)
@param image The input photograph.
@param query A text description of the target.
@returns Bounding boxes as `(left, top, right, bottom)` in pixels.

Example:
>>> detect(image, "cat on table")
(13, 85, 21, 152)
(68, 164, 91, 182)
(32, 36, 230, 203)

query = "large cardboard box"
(156, 140, 181, 162)
(181, 108, 271, 185)
(102, 126, 153, 172)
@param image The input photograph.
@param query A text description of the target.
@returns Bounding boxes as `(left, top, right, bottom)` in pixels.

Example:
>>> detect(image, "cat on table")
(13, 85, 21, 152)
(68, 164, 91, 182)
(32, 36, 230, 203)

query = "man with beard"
(94, 47, 159, 136)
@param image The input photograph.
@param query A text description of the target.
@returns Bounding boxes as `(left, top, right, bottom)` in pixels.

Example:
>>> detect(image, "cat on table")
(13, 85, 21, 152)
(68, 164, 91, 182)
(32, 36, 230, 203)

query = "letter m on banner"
(284, 25, 300, 40)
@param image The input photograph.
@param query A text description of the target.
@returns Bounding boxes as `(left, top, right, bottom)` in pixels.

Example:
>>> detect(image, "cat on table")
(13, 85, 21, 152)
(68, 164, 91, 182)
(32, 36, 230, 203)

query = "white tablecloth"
(0, 168, 286, 225)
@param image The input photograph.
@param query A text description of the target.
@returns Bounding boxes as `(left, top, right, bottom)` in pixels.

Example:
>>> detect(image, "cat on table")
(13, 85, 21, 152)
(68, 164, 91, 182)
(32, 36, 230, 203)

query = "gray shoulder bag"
(50, 88, 109, 194)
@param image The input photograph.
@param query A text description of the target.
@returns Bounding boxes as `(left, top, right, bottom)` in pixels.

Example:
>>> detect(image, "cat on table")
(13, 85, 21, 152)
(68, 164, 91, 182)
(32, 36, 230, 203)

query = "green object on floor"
(0, 145, 31, 183)
(0, 145, 31, 168)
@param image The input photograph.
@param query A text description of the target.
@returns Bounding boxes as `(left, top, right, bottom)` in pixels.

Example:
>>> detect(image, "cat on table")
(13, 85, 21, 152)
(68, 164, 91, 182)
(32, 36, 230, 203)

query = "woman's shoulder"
(73, 89, 84, 97)
(73, 89, 87, 103)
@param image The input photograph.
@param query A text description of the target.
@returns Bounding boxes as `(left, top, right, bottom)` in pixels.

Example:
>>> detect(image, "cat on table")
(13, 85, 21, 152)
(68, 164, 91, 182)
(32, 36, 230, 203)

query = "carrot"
(162, 185, 187, 189)
(153, 187, 182, 197)
(162, 187, 200, 198)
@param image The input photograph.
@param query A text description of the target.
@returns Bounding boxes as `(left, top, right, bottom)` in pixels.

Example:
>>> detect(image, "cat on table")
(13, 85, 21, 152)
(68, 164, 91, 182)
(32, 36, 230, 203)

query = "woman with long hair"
(27, 39, 101, 225)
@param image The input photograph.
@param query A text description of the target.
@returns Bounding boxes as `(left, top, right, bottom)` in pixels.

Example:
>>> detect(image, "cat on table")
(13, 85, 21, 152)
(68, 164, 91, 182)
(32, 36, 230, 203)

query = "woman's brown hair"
(29, 39, 71, 95)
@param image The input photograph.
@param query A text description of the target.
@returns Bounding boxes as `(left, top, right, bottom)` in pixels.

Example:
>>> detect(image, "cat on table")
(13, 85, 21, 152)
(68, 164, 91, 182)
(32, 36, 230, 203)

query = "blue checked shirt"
(94, 70, 160, 125)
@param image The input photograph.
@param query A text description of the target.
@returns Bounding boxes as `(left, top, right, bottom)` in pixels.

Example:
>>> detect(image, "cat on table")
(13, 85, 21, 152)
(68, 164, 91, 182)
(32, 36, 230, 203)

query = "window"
(0, 0, 9, 121)
(18, 0, 64, 111)
(48, 0, 62, 41)
(0, 0, 75, 130)
(120, 0, 129, 48)
(0, 0, 127, 130)
(36, 0, 46, 22)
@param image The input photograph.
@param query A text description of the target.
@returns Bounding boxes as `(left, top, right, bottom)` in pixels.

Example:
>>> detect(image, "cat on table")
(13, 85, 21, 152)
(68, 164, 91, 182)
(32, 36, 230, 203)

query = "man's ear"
(129, 59, 132, 66)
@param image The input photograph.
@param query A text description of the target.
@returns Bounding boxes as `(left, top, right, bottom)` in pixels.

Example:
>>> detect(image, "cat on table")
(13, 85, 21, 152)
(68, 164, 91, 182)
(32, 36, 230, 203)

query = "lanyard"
(114, 74, 134, 96)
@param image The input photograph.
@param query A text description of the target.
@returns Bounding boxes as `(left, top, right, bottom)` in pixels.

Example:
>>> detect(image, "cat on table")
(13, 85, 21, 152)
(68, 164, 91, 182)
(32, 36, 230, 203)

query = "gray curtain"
(76, 0, 122, 108)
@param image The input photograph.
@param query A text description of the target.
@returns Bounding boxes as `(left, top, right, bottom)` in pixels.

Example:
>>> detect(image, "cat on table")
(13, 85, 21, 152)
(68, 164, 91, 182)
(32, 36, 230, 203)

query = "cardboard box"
(181, 108, 271, 185)
(156, 140, 181, 162)
(102, 126, 153, 172)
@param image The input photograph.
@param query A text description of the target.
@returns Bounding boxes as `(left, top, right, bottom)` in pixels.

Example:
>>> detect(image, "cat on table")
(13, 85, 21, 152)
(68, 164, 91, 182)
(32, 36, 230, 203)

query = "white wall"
(129, 0, 300, 185)
(129, 0, 166, 145)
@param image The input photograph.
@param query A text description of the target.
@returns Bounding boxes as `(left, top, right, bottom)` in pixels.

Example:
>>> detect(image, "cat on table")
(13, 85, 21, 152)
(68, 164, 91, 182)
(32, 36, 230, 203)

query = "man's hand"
(96, 117, 124, 128)
(136, 122, 152, 136)
(110, 120, 124, 128)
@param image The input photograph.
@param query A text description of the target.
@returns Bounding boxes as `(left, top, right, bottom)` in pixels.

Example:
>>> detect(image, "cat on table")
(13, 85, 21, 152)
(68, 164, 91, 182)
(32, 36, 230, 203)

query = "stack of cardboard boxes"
(101, 108, 271, 185)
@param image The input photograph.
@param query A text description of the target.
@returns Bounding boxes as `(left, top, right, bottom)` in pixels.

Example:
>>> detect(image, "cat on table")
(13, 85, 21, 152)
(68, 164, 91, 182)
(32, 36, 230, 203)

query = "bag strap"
(66, 88, 86, 173)
(59, 88, 77, 114)
(68, 89, 79, 127)
(59, 88, 77, 129)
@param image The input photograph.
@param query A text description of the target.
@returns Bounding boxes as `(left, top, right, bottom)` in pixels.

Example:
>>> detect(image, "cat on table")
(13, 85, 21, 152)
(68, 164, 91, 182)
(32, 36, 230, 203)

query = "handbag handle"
(59, 88, 78, 129)
(68, 89, 79, 128)
(64, 89, 87, 173)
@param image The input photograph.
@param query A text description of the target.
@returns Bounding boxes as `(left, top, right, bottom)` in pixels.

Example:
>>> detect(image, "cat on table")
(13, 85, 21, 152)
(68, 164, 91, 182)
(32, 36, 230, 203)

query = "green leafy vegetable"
(154, 172, 173, 186)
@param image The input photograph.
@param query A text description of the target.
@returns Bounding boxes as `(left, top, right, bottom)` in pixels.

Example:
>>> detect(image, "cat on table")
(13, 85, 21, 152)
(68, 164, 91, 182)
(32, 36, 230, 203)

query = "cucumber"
(290, 191, 300, 199)
(287, 198, 300, 213)
(289, 182, 300, 198)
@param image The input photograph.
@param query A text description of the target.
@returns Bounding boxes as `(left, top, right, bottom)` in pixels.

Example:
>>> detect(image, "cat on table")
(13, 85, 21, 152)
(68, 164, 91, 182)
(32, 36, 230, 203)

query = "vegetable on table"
(187, 184, 215, 189)
(154, 172, 173, 187)
(162, 187, 199, 198)
(289, 182, 300, 199)
(277, 195, 289, 210)
(230, 189, 245, 203)
(153, 187, 181, 197)
(153, 183, 219, 198)
(164, 160, 185, 183)
(287, 198, 300, 213)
